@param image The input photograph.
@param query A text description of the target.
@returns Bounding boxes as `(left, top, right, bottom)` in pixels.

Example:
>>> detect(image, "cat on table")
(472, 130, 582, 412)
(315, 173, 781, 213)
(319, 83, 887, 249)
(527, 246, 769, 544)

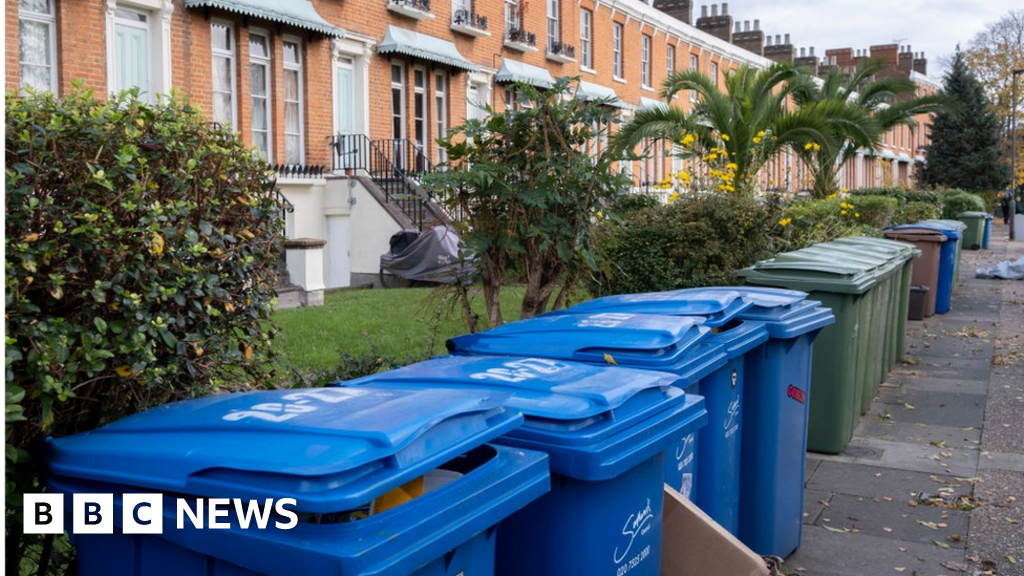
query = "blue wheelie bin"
(546, 289, 769, 536)
(983, 213, 994, 249)
(889, 223, 959, 314)
(556, 287, 835, 557)
(337, 356, 708, 576)
(47, 386, 550, 576)
(446, 313, 740, 529)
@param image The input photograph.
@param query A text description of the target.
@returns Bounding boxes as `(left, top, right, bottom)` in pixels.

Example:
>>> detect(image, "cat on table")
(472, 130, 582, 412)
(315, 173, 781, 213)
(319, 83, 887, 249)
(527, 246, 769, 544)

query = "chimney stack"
(653, 0, 695, 24)
(696, 1, 733, 42)
(732, 18, 764, 56)
(764, 32, 795, 65)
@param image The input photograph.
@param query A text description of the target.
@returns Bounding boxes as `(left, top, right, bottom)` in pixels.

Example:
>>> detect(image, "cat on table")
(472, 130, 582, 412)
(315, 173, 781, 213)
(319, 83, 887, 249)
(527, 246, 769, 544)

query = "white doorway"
(326, 216, 351, 288)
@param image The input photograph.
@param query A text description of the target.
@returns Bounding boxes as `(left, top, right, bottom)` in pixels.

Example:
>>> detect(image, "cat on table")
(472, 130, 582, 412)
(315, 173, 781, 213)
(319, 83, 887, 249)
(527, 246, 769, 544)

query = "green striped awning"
(184, 0, 345, 37)
(577, 81, 631, 109)
(377, 26, 478, 72)
(495, 59, 555, 88)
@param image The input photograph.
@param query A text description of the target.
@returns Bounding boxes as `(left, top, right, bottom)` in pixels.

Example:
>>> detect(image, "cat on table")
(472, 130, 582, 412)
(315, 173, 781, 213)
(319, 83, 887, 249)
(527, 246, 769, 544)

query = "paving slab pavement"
(783, 222, 1024, 576)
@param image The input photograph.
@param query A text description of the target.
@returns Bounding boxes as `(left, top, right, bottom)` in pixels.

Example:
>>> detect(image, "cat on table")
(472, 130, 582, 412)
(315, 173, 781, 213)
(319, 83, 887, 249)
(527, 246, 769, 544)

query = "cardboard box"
(661, 485, 770, 576)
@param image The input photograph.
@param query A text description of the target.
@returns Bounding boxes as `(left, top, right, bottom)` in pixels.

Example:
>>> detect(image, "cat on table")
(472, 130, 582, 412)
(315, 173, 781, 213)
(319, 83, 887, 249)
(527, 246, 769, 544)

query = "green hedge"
(903, 200, 941, 223)
(845, 195, 899, 228)
(847, 187, 942, 225)
(941, 190, 987, 219)
(5, 87, 285, 568)
(590, 194, 784, 295)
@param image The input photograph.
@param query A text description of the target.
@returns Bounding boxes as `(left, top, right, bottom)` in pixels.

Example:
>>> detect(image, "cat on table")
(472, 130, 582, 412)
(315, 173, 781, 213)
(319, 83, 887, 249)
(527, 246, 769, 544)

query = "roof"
(495, 59, 555, 88)
(377, 25, 478, 72)
(184, 0, 345, 37)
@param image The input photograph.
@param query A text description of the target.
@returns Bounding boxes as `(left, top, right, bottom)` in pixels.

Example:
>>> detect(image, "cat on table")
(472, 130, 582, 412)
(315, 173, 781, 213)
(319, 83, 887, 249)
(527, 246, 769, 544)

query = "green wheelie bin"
(832, 237, 920, 372)
(956, 211, 988, 250)
(736, 251, 880, 454)
(790, 244, 893, 414)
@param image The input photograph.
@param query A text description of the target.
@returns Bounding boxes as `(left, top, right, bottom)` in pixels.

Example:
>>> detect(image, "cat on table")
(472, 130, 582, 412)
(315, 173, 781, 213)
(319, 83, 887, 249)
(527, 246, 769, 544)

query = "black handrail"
(331, 133, 458, 231)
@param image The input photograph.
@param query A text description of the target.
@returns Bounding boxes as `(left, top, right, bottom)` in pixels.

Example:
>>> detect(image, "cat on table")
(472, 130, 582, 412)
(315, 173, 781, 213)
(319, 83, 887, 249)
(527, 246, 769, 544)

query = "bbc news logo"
(24, 494, 298, 535)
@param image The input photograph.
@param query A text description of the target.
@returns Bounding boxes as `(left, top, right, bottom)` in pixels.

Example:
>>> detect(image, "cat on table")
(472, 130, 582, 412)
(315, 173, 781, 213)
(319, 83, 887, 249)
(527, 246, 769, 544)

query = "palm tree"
(612, 63, 871, 196)
(790, 60, 949, 197)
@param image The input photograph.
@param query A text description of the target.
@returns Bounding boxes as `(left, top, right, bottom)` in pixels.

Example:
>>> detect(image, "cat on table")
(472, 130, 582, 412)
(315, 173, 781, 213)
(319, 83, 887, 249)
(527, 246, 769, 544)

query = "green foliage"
(613, 63, 843, 196)
(847, 187, 943, 224)
(422, 78, 632, 326)
(844, 195, 899, 228)
(5, 86, 284, 567)
(589, 194, 785, 295)
(919, 48, 1010, 191)
(941, 189, 988, 218)
(902, 201, 942, 223)
(777, 197, 873, 248)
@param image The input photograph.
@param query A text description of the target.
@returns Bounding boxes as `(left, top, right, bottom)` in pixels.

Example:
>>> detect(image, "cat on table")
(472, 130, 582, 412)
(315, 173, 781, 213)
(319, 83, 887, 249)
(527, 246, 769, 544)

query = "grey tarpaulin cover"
(975, 256, 1024, 280)
(380, 226, 476, 284)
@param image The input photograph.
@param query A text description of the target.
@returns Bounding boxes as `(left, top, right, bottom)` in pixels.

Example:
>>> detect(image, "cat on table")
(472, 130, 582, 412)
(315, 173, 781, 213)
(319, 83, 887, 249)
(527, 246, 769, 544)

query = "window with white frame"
(210, 21, 236, 126)
(710, 61, 718, 88)
(452, 0, 470, 21)
(283, 38, 304, 165)
(547, 0, 559, 48)
(505, 0, 521, 34)
(689, 54, 698, 101)
(435, 72, 448, 162)
(580, 8, 592, 69)
(249, 30, 272, 159)
(612, 22, 623, 79)
(641, 34, 652, 88)
(667, 44, 675, 77)
(413, 67, 427, 156)
(19, 0, 58, 92)
(106, 0, 172, 101)
(391, 62, 406, 140)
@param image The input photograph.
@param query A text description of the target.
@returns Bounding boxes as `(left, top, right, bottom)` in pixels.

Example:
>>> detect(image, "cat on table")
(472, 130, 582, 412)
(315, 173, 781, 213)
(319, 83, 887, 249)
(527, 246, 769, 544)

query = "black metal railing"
(270, 164, 324, 179)
(506, 27, 536, 46)
(452, 8, 487, 30)
(275, 189, 295, 223)
(548, 41, 576, 59)
(388, 0, 431, 12)
(331, 134, 454, 231)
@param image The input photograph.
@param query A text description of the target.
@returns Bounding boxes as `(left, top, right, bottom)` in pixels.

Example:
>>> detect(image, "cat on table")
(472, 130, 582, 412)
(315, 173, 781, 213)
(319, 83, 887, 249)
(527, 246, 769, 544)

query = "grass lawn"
(271, 285, 529, 373)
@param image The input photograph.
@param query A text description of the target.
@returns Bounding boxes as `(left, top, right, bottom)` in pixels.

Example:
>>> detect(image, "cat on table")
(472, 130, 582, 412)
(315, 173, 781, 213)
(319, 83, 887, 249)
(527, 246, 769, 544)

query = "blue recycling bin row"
(46, 287, 833, 573)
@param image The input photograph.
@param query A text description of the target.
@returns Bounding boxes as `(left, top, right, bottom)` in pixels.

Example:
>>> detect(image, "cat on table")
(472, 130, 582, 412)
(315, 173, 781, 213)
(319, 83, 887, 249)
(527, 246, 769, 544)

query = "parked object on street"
(337, 355, 708, 576)
(46, 387, 549, 576)
(379, 225, 475, 287)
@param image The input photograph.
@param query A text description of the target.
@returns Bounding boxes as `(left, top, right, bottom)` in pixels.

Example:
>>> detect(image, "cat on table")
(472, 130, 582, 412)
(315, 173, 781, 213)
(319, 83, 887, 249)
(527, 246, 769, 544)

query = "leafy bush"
(777, 197, 873, 248)
(847, 187, 942, 225)
(941, 190, 987, 218)
(902, 200, 941, 223)
(5, 87, 284, 567)
(589, 194, 784, 295)
(844, 195, 899, 228)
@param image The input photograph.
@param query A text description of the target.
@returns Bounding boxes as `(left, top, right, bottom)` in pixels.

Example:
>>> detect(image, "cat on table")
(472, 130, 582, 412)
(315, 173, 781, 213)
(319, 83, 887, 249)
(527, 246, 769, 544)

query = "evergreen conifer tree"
(920, 47, 1009, 190)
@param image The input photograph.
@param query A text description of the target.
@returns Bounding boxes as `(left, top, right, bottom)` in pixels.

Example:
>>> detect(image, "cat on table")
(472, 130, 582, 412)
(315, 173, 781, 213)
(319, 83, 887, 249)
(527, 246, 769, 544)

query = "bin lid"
(446, 313, 727, 375)
(338, 356, 708, 480)
(556, 288, 754, 327)
(46, 386, 523, 512)
(832, 236, 922, 261)
(340, 355, 685, 445)
(808, 242, 905, 276)
(883, 226, 949, 243)
(687, 287, 837, 339)
(957, 211, 989, 218)
(737, 250, 878, 295)
(915, 220, 965, 237)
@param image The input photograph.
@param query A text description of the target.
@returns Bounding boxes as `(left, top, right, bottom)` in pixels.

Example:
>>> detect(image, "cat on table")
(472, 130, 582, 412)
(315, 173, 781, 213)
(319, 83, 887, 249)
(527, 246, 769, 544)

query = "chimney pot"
(711, 4, 718, 17)
(701, 5, 708, 17)
(809, 46, 815, 56)
(799, 47, 805, 57)
(784, 33, 790, 45)
(766, 35, 772, 46)
(775, 34, 781, 45)
(722, 2, 728, 15)
(744, 20, 750, 31)
(754, 19, 760, 30)
(735, 22, 741, 32)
